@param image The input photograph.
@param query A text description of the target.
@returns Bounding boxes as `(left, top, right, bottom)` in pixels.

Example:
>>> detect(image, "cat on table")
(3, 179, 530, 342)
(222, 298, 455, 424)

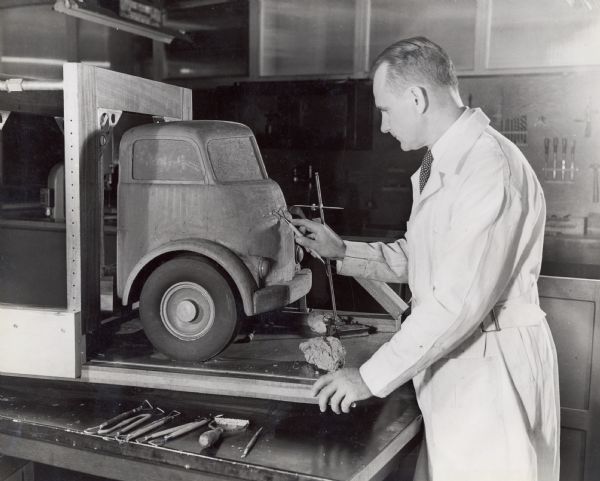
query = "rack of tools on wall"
(543, 136, 578, 183)
(500, 115, 528, 146)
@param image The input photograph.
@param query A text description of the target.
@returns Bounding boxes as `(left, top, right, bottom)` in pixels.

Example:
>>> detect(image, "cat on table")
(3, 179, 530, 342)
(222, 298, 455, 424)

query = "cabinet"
(487, 0, 600, 70)
(259, 0, 357, 76)
(539, 276, 600, 481)
(369, 0, 477, 71)
(157, 0, 600, 83)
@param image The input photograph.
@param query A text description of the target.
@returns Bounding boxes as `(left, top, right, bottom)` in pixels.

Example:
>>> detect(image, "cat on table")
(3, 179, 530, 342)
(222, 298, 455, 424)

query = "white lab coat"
(337, 108, 560, 481)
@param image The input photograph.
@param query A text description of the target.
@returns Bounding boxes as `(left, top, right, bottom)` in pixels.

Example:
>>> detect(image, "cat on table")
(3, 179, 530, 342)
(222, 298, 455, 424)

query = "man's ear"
(409, 86, 428, 114)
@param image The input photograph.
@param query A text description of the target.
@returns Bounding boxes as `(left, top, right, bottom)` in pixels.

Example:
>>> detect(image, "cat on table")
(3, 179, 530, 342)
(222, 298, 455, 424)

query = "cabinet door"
(369, 0, 477, 71)
(488, 0, 600, 69)
(259, 0, 357, 76)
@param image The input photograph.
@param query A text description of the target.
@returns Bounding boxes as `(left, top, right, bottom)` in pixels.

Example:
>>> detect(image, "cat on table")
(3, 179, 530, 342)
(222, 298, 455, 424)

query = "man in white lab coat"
(293, 37, 560, 481)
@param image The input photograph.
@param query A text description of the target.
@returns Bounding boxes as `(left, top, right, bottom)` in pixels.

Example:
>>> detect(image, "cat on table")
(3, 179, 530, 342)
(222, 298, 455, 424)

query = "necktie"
(419, 149, 434, 193)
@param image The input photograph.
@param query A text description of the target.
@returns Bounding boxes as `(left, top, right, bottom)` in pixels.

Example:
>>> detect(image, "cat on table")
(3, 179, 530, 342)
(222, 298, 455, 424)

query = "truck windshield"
(207, 137, 265, 182)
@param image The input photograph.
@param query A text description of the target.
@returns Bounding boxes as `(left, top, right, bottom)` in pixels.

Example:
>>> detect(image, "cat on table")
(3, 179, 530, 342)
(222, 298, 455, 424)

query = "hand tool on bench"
(241, 426, 264, 458)
(146, 417, 210, 446)
(111, 412, 155, 437)
(198, 416, 250, 450)
(552, 137, 558, 180)
(84, 400, 153, 435)
(561, 137, 568, 181)
(117, 410, 181, 442)
(544, 137, 550, 179)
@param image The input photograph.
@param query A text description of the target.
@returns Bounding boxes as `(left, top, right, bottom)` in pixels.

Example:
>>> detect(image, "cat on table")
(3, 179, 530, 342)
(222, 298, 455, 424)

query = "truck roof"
(122, 120, 254, 146)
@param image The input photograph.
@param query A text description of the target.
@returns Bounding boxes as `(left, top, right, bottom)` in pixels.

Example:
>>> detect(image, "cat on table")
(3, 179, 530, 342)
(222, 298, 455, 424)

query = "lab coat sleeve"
(360, 154, 536, 397)
(336, 239, 409, 283)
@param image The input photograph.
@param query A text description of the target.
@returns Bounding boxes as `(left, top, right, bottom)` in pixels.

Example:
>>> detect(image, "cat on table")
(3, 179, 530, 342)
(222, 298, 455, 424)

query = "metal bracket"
(0, 111, 11, 131)
(98, 109, 123, 131)
(97, 109, 123, 173)
(54, 116, 65, 134)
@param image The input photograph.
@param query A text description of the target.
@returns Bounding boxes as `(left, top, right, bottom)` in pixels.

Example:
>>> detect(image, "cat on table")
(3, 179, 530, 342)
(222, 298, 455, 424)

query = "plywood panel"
(95, 67, 189, 118)
(0, 222, 67, 308)
(0, 307, 82, 378)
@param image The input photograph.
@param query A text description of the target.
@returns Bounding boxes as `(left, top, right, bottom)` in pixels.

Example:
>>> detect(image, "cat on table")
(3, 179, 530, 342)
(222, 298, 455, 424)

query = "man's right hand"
(291, 218, 346, 260)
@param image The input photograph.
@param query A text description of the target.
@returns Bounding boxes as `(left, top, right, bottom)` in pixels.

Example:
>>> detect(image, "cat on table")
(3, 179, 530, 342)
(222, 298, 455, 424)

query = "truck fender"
(122, 239, 258, 315)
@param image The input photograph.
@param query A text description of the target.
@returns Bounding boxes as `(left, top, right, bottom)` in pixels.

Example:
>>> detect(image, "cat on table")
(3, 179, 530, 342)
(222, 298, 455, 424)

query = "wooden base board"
(0, 309, 394, 403)
(81, 359, 316, 403)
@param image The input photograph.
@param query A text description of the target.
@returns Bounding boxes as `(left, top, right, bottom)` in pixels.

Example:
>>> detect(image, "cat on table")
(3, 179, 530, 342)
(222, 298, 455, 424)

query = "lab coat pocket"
(454, 358, 500, 412)
(496, 328, 538, 429)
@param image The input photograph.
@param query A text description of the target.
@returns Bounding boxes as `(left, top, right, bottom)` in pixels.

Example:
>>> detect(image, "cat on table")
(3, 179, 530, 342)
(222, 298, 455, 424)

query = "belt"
(480, 300, 545, 332)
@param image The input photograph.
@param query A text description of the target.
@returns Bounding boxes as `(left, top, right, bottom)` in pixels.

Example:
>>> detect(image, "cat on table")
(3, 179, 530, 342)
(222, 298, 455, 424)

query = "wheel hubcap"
(160, 282, 215, 341)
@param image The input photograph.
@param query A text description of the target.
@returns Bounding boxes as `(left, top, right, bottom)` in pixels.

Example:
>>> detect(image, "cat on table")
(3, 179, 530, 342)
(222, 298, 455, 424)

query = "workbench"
(0, 376, 421, 481)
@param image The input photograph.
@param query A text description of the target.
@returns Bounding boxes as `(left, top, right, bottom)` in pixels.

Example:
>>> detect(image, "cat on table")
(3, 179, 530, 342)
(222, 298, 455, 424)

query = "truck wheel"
(139, 257, 239, 362)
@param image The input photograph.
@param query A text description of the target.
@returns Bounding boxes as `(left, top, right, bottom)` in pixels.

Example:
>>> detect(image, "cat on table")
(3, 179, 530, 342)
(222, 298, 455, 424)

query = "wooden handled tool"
(122, 411, 180, 442)
(544, 138, 550, 179)
(198, 416, 250, 450)
(147, 418, 210, 446)
(552, 137, 558, 180)
(198, 426, 224, 448)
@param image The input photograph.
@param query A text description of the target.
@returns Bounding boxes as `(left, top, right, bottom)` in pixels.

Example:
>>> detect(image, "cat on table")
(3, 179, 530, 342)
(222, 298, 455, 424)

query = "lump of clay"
(299, 336, 346, 372)
(306, 311, 328, 335)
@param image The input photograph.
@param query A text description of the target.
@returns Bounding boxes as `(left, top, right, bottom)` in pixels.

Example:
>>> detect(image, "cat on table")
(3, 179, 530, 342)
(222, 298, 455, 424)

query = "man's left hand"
(311, 368, 373, 414)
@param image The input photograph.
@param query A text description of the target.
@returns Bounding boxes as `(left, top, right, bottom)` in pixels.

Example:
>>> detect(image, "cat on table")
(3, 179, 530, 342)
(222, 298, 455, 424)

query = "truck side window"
(132, 139, 205, 182)
(207, 137, 265, 182)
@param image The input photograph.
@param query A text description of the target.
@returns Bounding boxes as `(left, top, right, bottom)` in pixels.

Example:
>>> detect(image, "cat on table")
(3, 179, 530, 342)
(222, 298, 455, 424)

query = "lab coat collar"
(431, 107, 490, 175)
(412, 108, 490, 205)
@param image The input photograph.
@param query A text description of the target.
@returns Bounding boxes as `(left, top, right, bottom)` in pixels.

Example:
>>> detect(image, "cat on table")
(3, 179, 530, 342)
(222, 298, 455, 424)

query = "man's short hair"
(372, 37, 458, 92)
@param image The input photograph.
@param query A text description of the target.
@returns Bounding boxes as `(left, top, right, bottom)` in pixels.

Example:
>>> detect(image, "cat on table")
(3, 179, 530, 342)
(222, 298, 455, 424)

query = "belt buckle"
(481, 308, 501, 332)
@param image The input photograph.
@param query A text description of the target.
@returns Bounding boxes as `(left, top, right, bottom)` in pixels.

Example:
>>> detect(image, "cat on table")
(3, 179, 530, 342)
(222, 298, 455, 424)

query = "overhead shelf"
(53, 0, 181, 43)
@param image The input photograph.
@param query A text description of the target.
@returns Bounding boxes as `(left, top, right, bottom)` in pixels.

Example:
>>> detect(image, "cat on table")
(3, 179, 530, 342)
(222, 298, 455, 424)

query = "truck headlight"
(258, 257, 272, 280)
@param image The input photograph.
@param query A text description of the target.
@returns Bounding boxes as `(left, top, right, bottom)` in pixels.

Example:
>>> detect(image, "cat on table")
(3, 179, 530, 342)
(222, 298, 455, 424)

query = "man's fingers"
(295, 235, 317, 251)
(340, 395, 355, 414)
(311, 373, 334, 397)
(318, 384, 337, 413)
(329, 390, 345, 415)
(291, 218, 315, 229)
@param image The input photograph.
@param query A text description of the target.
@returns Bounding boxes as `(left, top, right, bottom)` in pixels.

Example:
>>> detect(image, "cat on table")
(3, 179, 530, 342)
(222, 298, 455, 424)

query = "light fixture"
(53, 0, 182, 44)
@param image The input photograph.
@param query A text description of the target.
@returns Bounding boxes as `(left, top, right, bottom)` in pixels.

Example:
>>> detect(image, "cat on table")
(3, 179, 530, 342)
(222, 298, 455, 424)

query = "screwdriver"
(553, 137, 559, 180)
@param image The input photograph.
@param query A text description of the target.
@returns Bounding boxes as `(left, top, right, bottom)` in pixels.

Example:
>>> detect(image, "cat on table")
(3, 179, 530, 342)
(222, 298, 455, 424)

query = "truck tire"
(139, 256, 239, 362)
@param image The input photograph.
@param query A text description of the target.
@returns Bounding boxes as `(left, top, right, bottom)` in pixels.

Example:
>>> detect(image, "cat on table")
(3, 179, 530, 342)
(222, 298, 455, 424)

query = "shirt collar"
(429, 107, 490, 174)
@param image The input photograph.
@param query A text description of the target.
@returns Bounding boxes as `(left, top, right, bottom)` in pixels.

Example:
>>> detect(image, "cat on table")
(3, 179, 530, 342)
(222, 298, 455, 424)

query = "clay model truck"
(116, 120, 311, 362)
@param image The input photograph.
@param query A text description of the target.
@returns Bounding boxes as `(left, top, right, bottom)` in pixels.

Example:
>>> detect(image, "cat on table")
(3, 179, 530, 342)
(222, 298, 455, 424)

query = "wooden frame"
(0, 64, 192, 378)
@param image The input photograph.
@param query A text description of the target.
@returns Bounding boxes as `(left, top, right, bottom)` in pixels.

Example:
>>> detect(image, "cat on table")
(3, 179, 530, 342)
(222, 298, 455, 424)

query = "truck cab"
(117, 120, 311, 361)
